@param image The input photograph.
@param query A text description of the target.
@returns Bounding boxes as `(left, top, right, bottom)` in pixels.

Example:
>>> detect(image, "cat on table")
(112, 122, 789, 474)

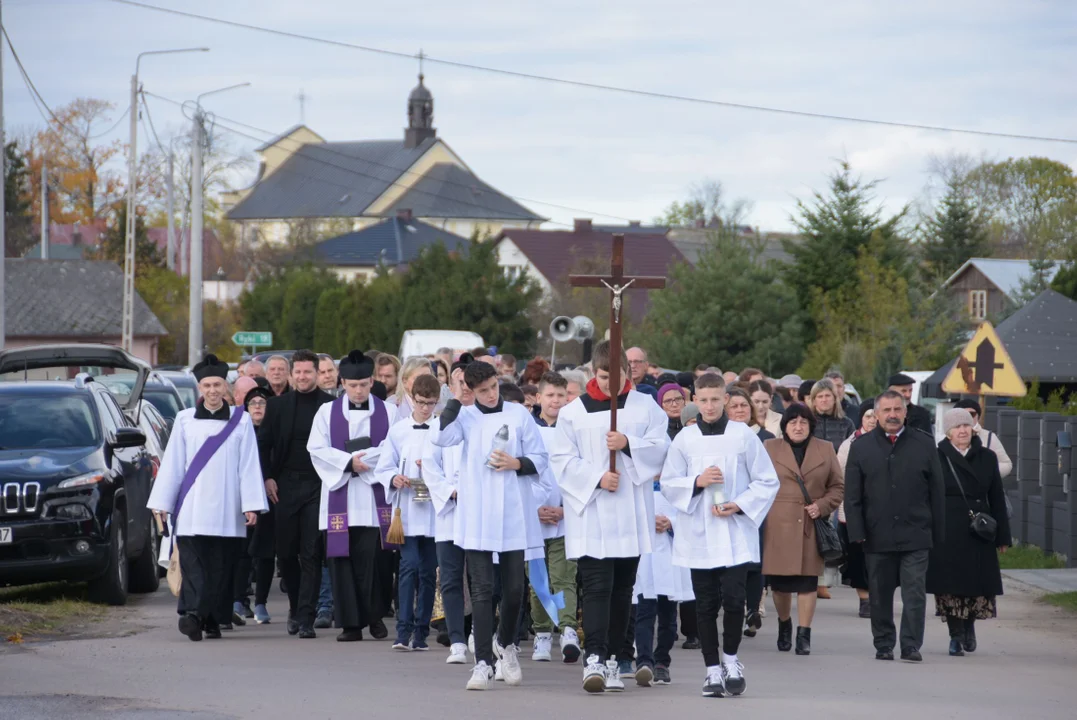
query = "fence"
(992, 408, 1077, 566)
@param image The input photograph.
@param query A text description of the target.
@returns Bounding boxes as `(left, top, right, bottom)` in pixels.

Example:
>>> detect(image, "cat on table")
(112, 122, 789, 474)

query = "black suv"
(0, 345, 160, 604)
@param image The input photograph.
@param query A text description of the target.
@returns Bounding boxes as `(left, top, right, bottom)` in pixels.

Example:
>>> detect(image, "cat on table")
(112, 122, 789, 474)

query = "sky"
(5, 0, 1077, 232)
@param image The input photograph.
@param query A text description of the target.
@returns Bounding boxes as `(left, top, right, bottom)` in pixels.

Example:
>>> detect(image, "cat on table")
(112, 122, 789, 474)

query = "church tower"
(404, 71, 436, 148)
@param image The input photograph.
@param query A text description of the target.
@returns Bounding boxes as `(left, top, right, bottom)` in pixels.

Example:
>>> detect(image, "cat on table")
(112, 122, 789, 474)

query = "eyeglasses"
(247, 399, 267, 409)
(412, 399, 437, 408)
(662, 397, 685, 407)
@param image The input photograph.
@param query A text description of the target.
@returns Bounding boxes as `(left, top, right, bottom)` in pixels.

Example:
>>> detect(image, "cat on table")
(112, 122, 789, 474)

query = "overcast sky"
(6, 0, 1077, 231)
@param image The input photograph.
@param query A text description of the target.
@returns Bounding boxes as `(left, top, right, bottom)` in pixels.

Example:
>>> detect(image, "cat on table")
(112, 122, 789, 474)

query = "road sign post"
(232, 331, 273, 349)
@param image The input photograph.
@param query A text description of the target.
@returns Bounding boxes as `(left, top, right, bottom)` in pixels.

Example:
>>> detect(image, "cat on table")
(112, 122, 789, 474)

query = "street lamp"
(122, 46, 209, 354)
(187, 82, 250, 367)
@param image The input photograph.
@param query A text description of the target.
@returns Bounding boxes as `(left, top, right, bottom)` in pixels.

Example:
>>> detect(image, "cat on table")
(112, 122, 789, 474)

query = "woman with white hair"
(926, 408, 1011, 657)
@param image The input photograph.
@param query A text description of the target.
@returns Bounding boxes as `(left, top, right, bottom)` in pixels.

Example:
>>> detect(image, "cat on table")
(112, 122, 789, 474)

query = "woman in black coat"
(927, 409, 1012, 657)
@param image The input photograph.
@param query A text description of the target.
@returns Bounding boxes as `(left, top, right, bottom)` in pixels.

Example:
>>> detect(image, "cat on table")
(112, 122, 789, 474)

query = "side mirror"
(110, 427, 147, 450)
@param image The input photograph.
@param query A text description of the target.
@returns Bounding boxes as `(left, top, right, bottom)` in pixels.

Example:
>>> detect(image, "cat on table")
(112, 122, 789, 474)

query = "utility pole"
(165, 145, 175, 270)
(1, 0, 7, 350)
(187, 109, 203, 366)
(40, 163, 48, 259)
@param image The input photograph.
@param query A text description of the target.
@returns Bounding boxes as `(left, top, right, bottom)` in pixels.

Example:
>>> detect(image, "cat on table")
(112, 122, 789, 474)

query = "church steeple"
(405, 51, 436, 148)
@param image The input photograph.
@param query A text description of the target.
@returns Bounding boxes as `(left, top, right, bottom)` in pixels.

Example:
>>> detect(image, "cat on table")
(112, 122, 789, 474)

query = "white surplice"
(307, 398, 398, 529)
(431, 400, 548, 554)
(659, 419, 780, 569)
(633, 488, 695, 602)
(551, 390, 670, 560)
(422, 440, 463, 543)
(534, 425, 565, 541)
(375, 416, 436, 538)
(148, 408, 267, 538)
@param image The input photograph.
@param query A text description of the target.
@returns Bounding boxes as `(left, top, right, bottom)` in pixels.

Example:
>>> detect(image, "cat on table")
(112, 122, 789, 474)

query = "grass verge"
(998, 544, 1066, 570)
(1041, 592, 1077, 613)
(0, 583, 106, 641)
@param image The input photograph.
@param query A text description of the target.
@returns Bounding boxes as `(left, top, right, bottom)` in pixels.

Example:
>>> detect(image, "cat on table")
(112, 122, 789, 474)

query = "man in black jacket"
(845, 390, 945, 662)
(258, 350, 335, 638)
(887, 373, 933, 434)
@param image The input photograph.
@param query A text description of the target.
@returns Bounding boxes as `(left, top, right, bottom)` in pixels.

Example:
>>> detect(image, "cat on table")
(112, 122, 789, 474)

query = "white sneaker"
(560, 627, 581, 664)
(702, 669, 726, 698)
(468, 632, 475, 655)
(604, 659, 625, 692)
(583, 655, 606, 694)
(494, 659, 504, 682)
(466, 661, 494, 691)
(501, 643, 523, 686)
(722, 655, 746, 696)
(533, 632, 553, 662)
(447, 643, 468, 664)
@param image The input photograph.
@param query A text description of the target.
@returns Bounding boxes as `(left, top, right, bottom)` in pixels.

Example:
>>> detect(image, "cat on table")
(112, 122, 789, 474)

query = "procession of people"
(147, 337, 1013, 698)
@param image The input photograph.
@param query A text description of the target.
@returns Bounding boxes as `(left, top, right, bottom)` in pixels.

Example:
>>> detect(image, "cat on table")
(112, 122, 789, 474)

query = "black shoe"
(337, 628, 364, 642)
(178, 613, 203, 642)
(949, 637, 965, 656)
(875, 650, 894, 661)
(858, 598, 871, 619)
(298, 625, 317, 639)
(314, 610, 333, 629)
(369, 619, 388, 639)
(219, 622, 233, 631)
(963, 619, 977, 653)
(204, 623, 222, 640)
(777, 618, 793, 652)
(287, 612, 299, 636)
(231, 611, 247, 627)
(900, 649, 922, 662)
(794, 626, 811, 656)
(241, 598, 255, 619)
(682, 636, 701, 650)
(947, 616, 965, 656)
(279, 578, 287, 594)
(653, 665, 671, 685)
(437, 629, 451, 647)
(744, 611, 761, 637)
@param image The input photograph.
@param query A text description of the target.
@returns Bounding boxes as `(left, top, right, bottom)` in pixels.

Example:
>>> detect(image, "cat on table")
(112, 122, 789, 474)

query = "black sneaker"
(900, 649, 922, 663)
(702, 671, 726, 698)
(204, 622, 222, 640)
(298, 625, 317, 639)
(337, 628, 364, 642)
(682, 636, 701, 650)
(635, 663, 654, 687)
(369, 619, 388, 639)
(287, 611, 299, 636)
(178, 613, 203, 642)
(219, 622, 233, 632)
(859, 598, 871, 619)
(241, 598, 255, 619)
(653, 665, 671, 685)
(875, 650, 894, 661)
(314, 610, 333, 629)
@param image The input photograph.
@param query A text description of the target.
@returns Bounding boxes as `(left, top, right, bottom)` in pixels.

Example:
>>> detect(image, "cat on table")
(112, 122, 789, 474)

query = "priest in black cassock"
(257, 350, 335, 638)
(148, 354, 267, 641)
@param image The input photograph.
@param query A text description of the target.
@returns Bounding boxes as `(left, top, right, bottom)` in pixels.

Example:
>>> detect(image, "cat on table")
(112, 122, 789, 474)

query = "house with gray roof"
(3, 259, 168, 364)
(221, 73, 544, 248)
(939, 258, 1060, 324)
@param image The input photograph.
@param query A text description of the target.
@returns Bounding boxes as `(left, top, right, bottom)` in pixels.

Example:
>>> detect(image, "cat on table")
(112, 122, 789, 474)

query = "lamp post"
(122, 47, 208, 353)
(187, 82, 250, 366)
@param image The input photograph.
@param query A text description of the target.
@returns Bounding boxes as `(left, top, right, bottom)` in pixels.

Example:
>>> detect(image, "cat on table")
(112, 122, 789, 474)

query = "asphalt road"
(2, 579, 1076, 720)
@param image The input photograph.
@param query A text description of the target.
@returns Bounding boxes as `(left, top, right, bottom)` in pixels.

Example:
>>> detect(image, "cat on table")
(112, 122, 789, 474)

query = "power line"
(107, 0, 1077, 145)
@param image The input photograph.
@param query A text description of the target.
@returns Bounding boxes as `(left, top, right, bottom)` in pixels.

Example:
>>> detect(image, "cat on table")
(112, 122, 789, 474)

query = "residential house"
(21, 220, 107, 260)
(939, 258, 1060, 323)
(667, 220, 798, 265)
(313, 210, 471, 282)
(221, 73, 544, 246)
(3, 259, 168, 364)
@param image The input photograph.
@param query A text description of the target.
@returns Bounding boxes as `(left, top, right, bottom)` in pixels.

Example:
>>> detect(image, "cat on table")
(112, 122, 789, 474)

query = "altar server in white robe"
(376, 373, 440, 651)
(423, 354, 474, 664)
(307, 350, 398, 643)
(550, 340, 670, 694)
(432, 360, 548, 691)
(660, 372, 779, 699)
(148, 354, 267, 642)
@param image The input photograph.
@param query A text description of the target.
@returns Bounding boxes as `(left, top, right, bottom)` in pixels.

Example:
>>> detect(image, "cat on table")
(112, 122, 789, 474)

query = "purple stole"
(173, 407, 245, 520)
(327, 394, 392, 557)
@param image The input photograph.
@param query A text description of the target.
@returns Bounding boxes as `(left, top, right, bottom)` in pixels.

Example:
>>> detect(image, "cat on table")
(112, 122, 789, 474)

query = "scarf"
(586, 377, 632, 402)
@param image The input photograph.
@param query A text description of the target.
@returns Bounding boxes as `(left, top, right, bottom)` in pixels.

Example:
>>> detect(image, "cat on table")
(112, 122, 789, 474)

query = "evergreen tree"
(636, 229, 807, 374)
(919, 179, 990, 279)
(4, 142, 36, 258)
(1051, 261, 1077, 301)
(95, 202, 163, 273)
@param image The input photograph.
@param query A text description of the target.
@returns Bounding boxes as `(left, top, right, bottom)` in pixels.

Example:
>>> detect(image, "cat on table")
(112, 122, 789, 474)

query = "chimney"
(573, 218, 593, 233)
(396, 208, 413, 222)
(629, 220, 641, 228)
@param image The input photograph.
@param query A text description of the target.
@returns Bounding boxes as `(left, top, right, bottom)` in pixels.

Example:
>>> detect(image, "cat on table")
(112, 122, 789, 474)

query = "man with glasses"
(627, 347, 658, 399)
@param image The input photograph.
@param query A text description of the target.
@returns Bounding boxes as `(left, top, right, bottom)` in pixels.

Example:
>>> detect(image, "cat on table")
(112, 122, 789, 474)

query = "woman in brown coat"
(763, 404, 844, 656)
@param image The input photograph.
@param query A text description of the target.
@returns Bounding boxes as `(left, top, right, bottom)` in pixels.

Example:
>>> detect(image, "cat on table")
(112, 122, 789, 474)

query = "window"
(0, 394, 101, 449)
(969, 290, 988, 320)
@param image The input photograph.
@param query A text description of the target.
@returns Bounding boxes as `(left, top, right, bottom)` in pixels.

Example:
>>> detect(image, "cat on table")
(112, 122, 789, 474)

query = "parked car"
(156, 370, 198, 409)
(99, 372, 185, 422)
(248, 350, 297, 365)
(0, 344, 160, 603)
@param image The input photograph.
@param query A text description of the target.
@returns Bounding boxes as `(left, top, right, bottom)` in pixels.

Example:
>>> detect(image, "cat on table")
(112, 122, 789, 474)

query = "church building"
(221, 73, 544, 245)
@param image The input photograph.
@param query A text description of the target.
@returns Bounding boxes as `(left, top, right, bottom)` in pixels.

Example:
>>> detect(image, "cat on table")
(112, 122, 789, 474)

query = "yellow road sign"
(941, 321, 1026, 397)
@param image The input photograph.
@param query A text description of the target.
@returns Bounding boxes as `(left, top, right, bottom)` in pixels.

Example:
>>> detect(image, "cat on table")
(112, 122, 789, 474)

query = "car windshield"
(172, 385, 197, 408)
(0, 393, 100, 450)
(144, 389, 183, 420)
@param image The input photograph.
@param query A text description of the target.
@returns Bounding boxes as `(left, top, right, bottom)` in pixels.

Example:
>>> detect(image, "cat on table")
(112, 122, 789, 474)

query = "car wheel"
(87, 508, 129, 606)
(128, 516, 161, 593)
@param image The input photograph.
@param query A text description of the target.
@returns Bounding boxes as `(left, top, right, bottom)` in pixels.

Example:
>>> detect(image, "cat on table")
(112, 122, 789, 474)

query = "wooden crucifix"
(569, 233, 667, 471)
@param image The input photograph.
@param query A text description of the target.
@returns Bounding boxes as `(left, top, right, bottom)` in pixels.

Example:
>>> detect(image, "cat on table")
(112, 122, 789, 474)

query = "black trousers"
(745, 564, 764, 617)
(375, 546, 397, 618)
(233, 525, 255, 604)
(866, 549, 929, 653)
(680, 600, 698, 639)
(617, 604, 637, 663)
(691, 563, 748, 666)
(178, 536, 241, 628)
(467, 549, 525, 666)
(578, 555, 640, 663)
(275, 476, 323, 626)
(327, 526, 381, 631)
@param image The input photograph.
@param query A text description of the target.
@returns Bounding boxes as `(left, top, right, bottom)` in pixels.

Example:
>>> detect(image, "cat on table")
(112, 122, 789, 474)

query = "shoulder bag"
(944, 455, 997, 543)
(794, 473, 845, 566)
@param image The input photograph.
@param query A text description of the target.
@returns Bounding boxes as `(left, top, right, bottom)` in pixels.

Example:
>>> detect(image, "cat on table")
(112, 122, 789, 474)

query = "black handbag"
(944, 456, 997, 543)
(794, 473, 845, 566)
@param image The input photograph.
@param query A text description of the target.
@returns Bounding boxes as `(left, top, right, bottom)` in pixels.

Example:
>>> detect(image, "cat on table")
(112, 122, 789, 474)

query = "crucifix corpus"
(569, 233, 667, 471)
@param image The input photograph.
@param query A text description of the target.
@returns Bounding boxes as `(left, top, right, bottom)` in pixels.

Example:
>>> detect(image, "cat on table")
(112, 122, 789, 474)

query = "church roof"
(385, 163, 543, 221)
(312, 216, 470, 267)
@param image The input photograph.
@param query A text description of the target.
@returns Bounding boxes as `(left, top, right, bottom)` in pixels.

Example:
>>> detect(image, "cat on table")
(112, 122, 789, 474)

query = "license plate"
(0, 527, 11, 544)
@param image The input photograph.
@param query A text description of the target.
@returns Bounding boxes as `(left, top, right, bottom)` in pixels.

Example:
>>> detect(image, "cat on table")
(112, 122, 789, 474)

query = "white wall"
(202, 280, 246, 304)
(495, 237, 553, 295)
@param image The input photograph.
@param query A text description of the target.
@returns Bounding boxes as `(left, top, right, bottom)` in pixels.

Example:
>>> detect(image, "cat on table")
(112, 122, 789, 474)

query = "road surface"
(2, 579, 1075, 719)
